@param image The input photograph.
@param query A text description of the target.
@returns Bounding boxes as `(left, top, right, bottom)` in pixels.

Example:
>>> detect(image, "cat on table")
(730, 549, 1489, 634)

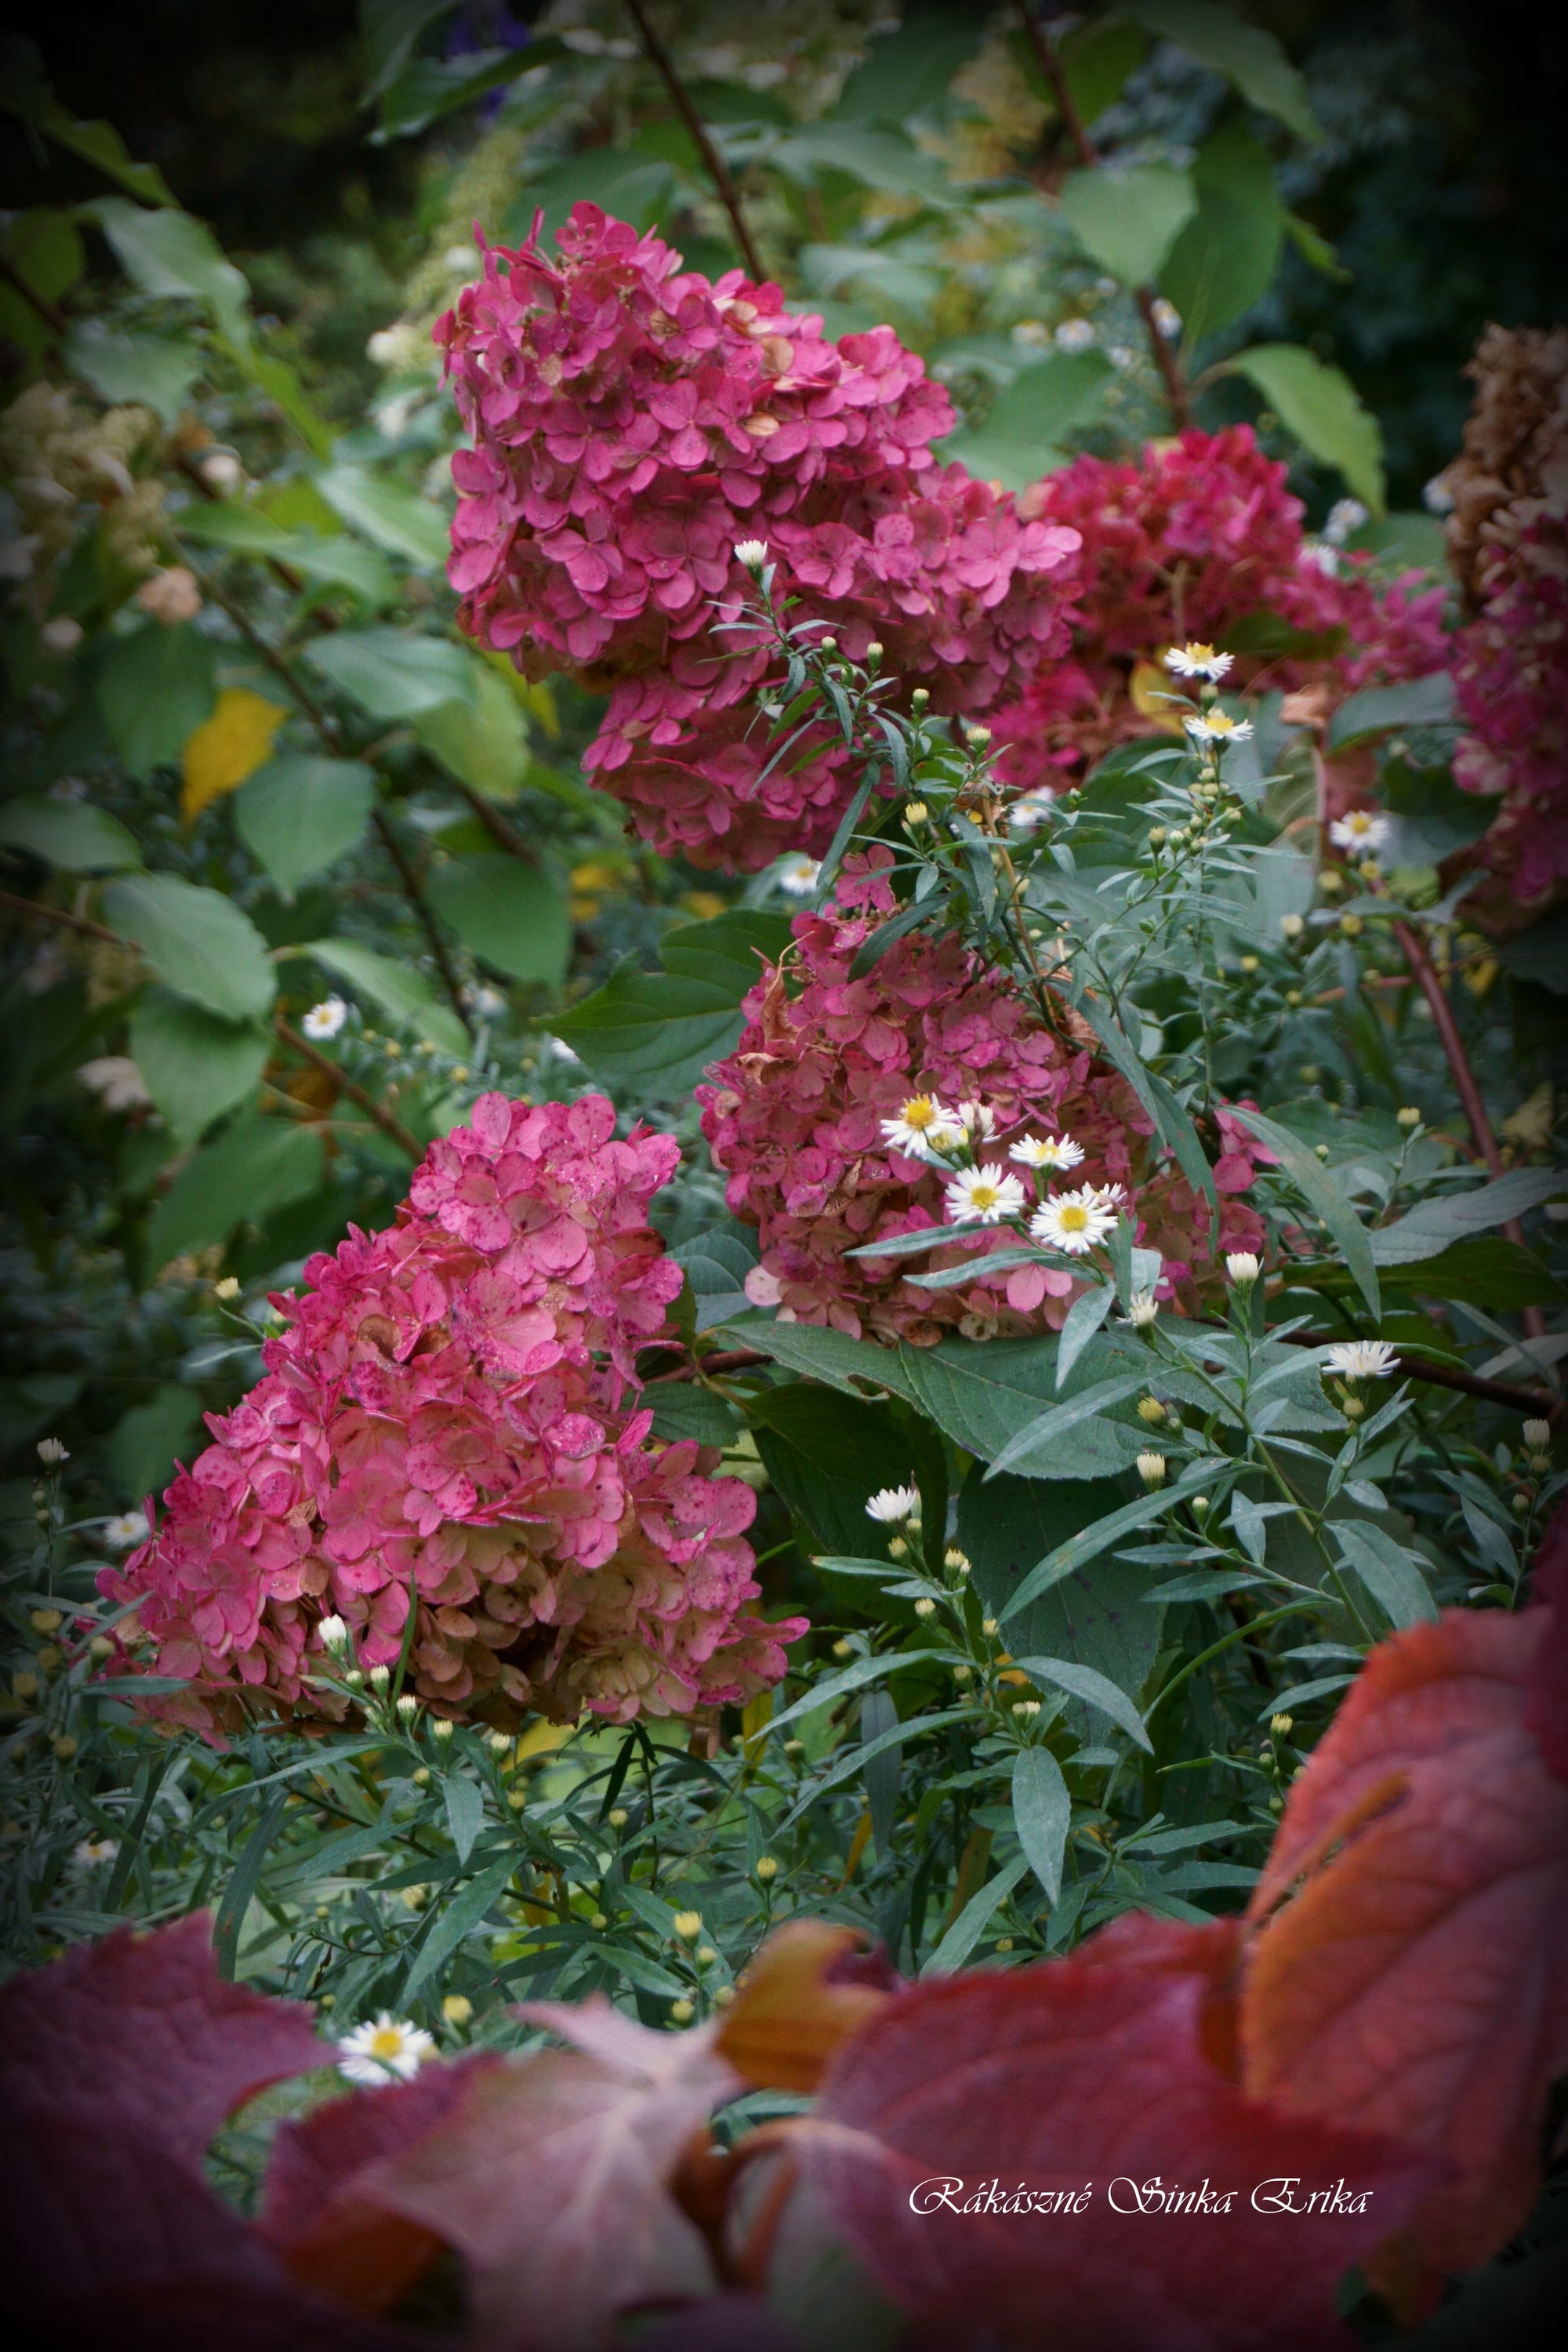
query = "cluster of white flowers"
(880, 1094, 996, 1163)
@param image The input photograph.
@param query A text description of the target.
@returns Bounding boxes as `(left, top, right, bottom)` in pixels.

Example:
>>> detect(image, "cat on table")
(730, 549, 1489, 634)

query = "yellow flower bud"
(442, 1994, 474, 2027)
(755, 1856, 779, 1882)
(673, 1911, 702, 1941)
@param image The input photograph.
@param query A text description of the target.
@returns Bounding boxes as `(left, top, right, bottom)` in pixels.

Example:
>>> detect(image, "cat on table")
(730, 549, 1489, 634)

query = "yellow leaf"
(181, 688, 286, 822)
(1130, 658, 1189, 735)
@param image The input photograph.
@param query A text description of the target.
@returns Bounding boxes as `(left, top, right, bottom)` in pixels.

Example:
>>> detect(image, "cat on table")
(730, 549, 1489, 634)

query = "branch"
(1011, 1, 1192, 428)
(1262, 1319, 1559, 1418)
(622, 0, 767, 282)
(0, 890, 422, 1158)
(370, 810, 474, 1037)
(0, 252, 68, 337)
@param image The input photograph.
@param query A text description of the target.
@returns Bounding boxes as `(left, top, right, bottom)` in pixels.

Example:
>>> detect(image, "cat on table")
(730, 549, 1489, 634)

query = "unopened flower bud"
(1396, 1105, 1421, 1130)
(608, 1806, 630, 1828)
(903, 800, 928, 827)
(1011, 1699, 1041, 1719)
(673, 1911, 702, 1941)
(368, 1664, 390, 1693)
(1522, 1419, 1551, 1451)
(1138, 1451, 1167, 1486)
(755, 1855, 780, 1882)
(1269, 1713, 1294, 1737)
(30, 1609, 62, 1636)
(1137, 1398, 1166, 1425)
(1279, 913, 1305, 939)
(914, 1596, 937, 1618)
(432, 1716, 454, 1740)
(396, 1694, 419, 1720)
(51, 1733, 78, 1762)
(670, 1998, 695, 2024)
(214, 1276, 241, 1301)
(36, 1439, 67, 1467)
(89, 1635, 114, 1661)
(832, 1639, 852, 1659)
(944, 1548, 971, 1574)
(442, 1994, 474, 2027)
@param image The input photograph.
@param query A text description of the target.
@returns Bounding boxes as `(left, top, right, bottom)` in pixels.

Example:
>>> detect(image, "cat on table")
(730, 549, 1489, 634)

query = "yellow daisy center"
(902, 1096, 938, 1130)
(1185, 643, 1217, 662)
(1058, 1203, 1090, 1232)
(970, 1180, 1000, 1207)
(1206, 713, 1238, 735)
(368, 2026, 406, 2060)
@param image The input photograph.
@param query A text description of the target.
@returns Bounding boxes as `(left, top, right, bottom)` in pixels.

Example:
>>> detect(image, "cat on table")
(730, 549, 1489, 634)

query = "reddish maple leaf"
(354, 2002, 740, 2352)
(797, 1934, 1433, 2352)
(0, 1911, 323, 2168)
(1243, 1607, 1568, 2313)
(1526, 1500, 1568, 1777)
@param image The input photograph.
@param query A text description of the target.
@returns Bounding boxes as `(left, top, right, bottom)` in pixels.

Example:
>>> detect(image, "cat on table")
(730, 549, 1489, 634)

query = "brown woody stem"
(622, 0, 767, 281)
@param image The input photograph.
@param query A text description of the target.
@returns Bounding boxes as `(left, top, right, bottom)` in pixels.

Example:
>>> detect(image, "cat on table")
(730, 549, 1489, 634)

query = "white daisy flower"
(37, 1439, 69, 1466)
(1225, 1252, 1261, 1285)
(1183, 710, 1253, 746)
(1009, 1133, 1086, 1172)
(1163, 641, 1233, 682)
(103, 1510, 150, 1551)
(1422, 476, 1456, 517)
(74, 1838, 119, 1867)
(1029, 1188, 1118, 1256)
(944, 1167, 1027, 1225)
(866, 1485, 921, 1524)
(735, 539, 770, 573)
(301, 997, 348, 1042)
(957, 1100, 996, 1142)
(1323, 497, 1369, 546)
(1054, 318, 1095, 353)
(1083, 1181, 1127, 1209)
(1301, 541, 1340, 576)
(463, 983, 507, 1021)
(777, 855, 820, 898)
(880, 1094, 959, 1160)
(1137, 1452, 1167, 1486)
(1006, 789, 1055, 833)
(1108, 345, 1138, 372)
(1328, 809, 1391, 852)
(337, 2013, 436, 2086)
(1322, 1339, 1400, 1381)
(1127, 1288, 1159, 1330)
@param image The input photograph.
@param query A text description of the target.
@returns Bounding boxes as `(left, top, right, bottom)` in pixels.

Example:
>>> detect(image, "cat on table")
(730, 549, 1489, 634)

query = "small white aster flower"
(1279, 912, 1306, 939)
(1163, 641, 1234, 682)
(880, 1094, 958, 1160)
(1030, 1188, 1118, 1256)
(1225, 1251, 1261, 1286)
(1323, 497, 1369, 545)
(317, 1613, 350, 1653)
(1322, 1339, 1400, 1381)
(945, 1167, 1027, 1225)
(1006, 789, 1054, 833)
(1054, 317, 1096, 353)
(1301, 541, 1340, 576)
(1184, 710, 1253, 745)
(37, 1439, 69, 1466)
(957, 1100, 996, 1142)
(777, 855, 820, 898)
(1523, 1419, 1551, 1451)
(301, 996, 348, 1042)
(1149, 297, 1181, 339)
(103, 1510, 150, 1550)
(735, 538, 770, 573)
(1083, 1181, 1127, 1210)
(1108, 344, 1137, 371)
(337, 2013, 436, 2085)
(1127, 1288, 1159, 1330)
(463, 982, 507, 1021)
(1137, 1451, 1167, 1486)
(866, 1485, 921, 1525)
(73, 1838, 119, 1867)
(1328, 809, 1391, 852)
(1009, 1132, 1086, 1172)
(1422, 475, 1456, 517)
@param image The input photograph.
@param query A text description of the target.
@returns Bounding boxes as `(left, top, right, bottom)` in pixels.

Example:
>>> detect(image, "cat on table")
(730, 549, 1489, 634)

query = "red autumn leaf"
(1242, 1607, 1568, 2312)
(261, 2054, 501, 2311)
(0, 1911, 324, 2169)
(1526, 1500, 1568, 1777)
(354, 2004, 740, 2352)
(798, 1929, 1434, 2352)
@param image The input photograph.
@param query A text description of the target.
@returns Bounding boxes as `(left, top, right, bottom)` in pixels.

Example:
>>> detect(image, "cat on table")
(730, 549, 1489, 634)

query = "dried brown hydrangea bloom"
(1438, 324, 1568, 608)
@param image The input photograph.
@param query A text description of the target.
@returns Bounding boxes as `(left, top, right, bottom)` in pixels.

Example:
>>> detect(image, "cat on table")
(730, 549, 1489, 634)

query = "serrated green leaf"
(64, 319, 200, 423)
(103, 872, 276, 1022)
(1226, 343, 1385, 511)
(0, 794, 142, 873)
(147, 1115, 325, 1267)
(1159, 122, 1281, 341)
(315, 463, 451, 568)
(129, 990, 268, 1144)
(88, 197, 251, 350)
(937, 350, 1111, 491)
(553, 911, 789, 1095)
(96, 622, 217, 779)
(1058, 162, 1196, 288)
(1116, 2, 1319, 141)
(236, 756, 376, 898)
(302, 629, 480, 721)
(303, 938, 467, 1053)
(412, 666, 528, 800)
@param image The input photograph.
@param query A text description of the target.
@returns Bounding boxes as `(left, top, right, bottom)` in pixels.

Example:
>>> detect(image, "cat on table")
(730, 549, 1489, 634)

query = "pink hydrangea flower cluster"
(1450, 512, 1568, 916)
(993, 427, 1448, 793)
(436, 203, 1080, 869)
(100, 1094, 803, 1741)
(699, 852, 1266, 1345)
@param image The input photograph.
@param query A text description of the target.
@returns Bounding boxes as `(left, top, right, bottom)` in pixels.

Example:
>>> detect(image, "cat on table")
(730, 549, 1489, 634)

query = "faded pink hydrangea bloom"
(436, 203, 1080, 869)
(992, 427, 1450, 793)
(1448, 513, 1568, 922)
(699, 851, 1268, 1345)
(100, 1094, 803, 1740)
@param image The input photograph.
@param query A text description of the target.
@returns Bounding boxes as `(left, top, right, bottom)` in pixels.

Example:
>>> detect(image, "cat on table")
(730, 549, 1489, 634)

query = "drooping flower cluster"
(699, 851, 1266, 1345)
(991, 426, 1449, 793)
(437, 203, 1080, 869)
(1436, 328, 1568, 921)
(100, 1094, 802, 1740)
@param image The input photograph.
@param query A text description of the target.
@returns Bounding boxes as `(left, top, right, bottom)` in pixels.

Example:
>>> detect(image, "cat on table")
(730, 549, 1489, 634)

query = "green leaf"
(1000, 1463, 1218, 1619)
(987, 1372, 1153, 1482)
(96, 622, 217, 779)
(363, 0, 463, 97)
(107, 1381, 205, 1504)
(897, 1335, 1150, 1479)
(1011, 1654, 1153, 1751)
(773, 124, 961, 209)
(922, 1853, 1030, 1975)
(0, 794, 142, 873)
(1334, 1522, 1438, 1628)
(936, 350, 1112, 491)
(314, 463, 451, 569)
(748, 1384, 919, 1557)
(1377, 1237, 1565, 1309)
(1159, 122, 1282, 342)
(130, 990, 269, 1144)
(710, 1316, 920, 1404)
(673, 1225, 759, 1334)
(1054, 1283, 1116, 1391)
(757, 1649, 952, 1742)
(178, 503, 397, 604)
(214, 1792, 289, 1977)
(553, 911, 789, 1096)
(514, 152, 680, 245)
(1369, 1169, 1568, 1267)
(412, 666, 529, 800)
(1326, 671, 1456, 752)
(0, 210, 83, 356)
(303, 938, 467, 1052)
(1058, 162, 1196, 288)
(1072, 993, 1218, 1242)
(64, 319, 201, 423)
(402, 1852, 517, 2004)
(372, 45, 540, 140)
(1116, 2, 1319, 142)
(835, 13, 984, 122)
(1012, 1746, 1072, 1904)
(147, 1115, 325, 1266)
(87, 197, 252, 350)
(646, 1384, 742, 1447)
(235, 756, 376, 898)
(302, 629, 481, 722)
(103, 873, 277, 1023)
(1225, 344, 1385, 511)
(1229, 1104, 1379, 1320)
(443, 1774, 485, 1867)
(35, 104, 176, 205)
(427, 855, 570, 988)
(1057, 19, 1149, 125)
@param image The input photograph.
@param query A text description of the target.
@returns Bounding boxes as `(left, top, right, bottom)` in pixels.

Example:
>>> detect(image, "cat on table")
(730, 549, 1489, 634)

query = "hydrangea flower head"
(101, 1092, 804, 1741)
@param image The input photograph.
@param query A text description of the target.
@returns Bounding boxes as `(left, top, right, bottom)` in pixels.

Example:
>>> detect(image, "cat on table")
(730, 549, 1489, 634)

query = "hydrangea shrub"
(103, 1094, 802, 1738)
